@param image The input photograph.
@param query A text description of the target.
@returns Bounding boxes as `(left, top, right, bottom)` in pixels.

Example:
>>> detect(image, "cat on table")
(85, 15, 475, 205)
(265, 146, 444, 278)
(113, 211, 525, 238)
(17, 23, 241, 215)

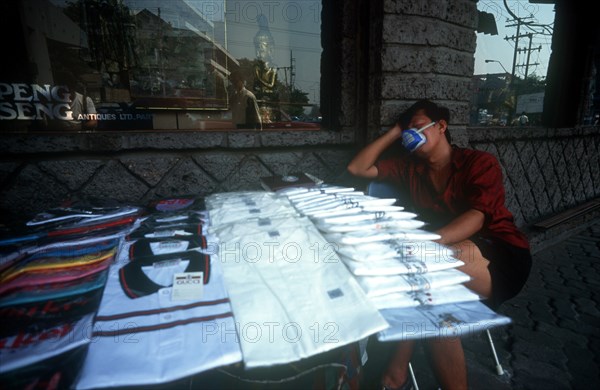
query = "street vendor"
(347, 99, 532, 390)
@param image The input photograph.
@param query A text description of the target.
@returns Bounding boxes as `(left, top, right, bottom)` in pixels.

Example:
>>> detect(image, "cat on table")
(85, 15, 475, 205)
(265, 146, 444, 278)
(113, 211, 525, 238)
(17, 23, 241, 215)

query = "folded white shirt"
(317, 211, 419, 226)
(215, 222, 388, 368)
(355, 268, 471, 297)
(205, 191, 278, 209)
(76, 256, 241, 389)
(340, 254, 464, 276)
(308, 205, 406, 221)
(377, 301, 511, 341)
(369, 284, 481, 310)
(282, 185, 355, 199)
(325, 229, 441, 245)
(291, 191, 366, 209)
(317, 218, 425, 233)
(208, 215, 315, 240)
(296, 196, 397, 215)
(337, 240, 456, 262)
(208, 199, 297, 227)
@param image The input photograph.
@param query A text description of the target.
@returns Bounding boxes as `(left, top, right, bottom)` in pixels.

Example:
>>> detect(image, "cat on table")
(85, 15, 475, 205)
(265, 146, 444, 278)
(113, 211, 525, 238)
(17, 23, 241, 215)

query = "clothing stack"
(205, 191, 388, 368)
(0, 188, 512, 388)
(279, 185, 511, 342)
(0, 202, 142, 389)
(75, 196, 242, 389)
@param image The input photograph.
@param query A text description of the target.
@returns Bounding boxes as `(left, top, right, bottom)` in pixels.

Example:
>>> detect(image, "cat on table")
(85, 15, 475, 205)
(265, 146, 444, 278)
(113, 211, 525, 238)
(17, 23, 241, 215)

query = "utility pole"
(515, 33, 541, 80)
(501, 0, 554, 123)
(504, 16, 535, 119)
(289, 50, 295, 90)
(505, 16, 535, 82)
(506, 20, 520, 82)
(279, 51, 296, 91)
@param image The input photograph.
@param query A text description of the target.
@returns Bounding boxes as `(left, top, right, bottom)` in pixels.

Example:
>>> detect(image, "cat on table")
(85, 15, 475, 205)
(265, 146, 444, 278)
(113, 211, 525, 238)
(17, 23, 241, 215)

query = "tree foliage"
(64, 0, 137, 72)
(513, 74, 546, 95)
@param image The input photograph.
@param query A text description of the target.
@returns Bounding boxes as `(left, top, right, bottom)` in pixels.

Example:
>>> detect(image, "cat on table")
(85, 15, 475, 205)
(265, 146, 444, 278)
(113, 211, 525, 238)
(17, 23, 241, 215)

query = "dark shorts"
(470, 236, 532, 309)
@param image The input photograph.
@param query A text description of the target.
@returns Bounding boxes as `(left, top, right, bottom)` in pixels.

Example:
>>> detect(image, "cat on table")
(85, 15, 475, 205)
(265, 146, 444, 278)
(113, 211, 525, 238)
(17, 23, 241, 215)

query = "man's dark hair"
(54, 70, 80, 92)
(229, 70, 244, 83)
(397, 99, 452, 143)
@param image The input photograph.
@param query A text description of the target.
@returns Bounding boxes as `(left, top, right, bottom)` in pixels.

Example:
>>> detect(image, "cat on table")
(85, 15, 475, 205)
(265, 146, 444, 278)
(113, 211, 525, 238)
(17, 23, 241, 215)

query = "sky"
(224, 1, 322, 105)
(474, 0, 556, 79)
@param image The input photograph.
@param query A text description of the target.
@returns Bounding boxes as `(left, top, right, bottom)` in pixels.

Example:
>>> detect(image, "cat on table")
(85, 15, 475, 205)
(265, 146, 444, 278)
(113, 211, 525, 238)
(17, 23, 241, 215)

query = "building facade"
(1, 0, 599, 236)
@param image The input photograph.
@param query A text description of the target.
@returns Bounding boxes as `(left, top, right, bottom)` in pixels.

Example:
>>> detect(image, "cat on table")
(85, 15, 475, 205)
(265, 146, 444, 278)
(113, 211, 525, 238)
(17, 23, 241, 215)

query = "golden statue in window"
(254, 15, 277, 93)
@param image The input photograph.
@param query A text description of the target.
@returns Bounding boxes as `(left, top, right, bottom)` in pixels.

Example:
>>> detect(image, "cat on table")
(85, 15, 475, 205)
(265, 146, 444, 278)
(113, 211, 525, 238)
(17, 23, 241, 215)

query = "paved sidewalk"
(410, 221, 600, 389)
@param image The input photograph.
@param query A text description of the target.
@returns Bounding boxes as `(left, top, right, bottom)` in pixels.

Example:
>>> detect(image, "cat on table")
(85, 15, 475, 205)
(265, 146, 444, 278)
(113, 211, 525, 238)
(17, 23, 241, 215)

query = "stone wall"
(367, 0, 477, 144)
(1, 126, 598, 231)
(468, 126, 600, 227)
(0, 131, 355, 224)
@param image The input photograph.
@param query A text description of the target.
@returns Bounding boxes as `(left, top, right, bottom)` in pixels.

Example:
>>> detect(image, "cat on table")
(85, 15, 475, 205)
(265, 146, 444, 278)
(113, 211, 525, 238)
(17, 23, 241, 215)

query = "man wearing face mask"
(348, 100, 532, 390)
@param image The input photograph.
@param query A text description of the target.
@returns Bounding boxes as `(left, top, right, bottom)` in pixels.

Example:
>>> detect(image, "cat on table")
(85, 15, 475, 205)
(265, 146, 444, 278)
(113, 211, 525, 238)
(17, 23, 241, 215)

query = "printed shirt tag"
(171, 272, 203, 301)
(258, 218, 271, 226)
(147, 229, 192, 238)
(153, 258, 182, 268)
(150, 241, 189, 255)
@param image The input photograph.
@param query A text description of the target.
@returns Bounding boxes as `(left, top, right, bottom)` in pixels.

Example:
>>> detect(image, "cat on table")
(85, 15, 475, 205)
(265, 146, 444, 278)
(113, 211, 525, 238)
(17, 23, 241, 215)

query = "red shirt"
(375, 147, 529, 249)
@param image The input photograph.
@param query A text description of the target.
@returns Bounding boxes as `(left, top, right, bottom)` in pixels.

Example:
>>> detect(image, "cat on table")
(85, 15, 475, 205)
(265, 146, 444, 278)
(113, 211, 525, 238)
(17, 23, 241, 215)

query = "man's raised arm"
(347, 124, 402, 179)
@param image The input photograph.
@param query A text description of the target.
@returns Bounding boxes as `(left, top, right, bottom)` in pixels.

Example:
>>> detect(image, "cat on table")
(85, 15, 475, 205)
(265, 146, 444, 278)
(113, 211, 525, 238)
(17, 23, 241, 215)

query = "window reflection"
(0, 0, 322, 132)
(472, 0, 554, 127)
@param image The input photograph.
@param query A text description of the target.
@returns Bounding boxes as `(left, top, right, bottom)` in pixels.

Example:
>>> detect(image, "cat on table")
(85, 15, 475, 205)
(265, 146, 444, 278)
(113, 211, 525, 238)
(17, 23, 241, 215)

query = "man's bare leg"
(426, 337, 468, 390)
(381, 340, 415, 388)
(453, 239, 492, 298)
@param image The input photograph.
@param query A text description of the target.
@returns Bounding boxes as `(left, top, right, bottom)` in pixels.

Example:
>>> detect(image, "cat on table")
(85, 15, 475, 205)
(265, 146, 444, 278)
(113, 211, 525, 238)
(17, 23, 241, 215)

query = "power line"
(503, 2, 551, 81)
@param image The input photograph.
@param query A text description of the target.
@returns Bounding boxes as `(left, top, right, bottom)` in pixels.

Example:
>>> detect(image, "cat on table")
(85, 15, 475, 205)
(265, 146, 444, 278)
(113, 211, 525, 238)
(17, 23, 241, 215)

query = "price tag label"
(171, 272, 203, 301)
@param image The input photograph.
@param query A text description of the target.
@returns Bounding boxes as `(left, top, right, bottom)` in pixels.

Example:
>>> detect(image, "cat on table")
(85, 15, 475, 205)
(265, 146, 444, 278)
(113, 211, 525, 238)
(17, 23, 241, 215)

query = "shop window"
(0, 0, 323, 132)
(471, 0, 555, 127)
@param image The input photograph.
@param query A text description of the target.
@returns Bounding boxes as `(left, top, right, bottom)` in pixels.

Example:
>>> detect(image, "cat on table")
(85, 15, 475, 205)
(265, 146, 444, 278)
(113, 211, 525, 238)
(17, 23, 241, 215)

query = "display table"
(0, 187, 510, 389)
